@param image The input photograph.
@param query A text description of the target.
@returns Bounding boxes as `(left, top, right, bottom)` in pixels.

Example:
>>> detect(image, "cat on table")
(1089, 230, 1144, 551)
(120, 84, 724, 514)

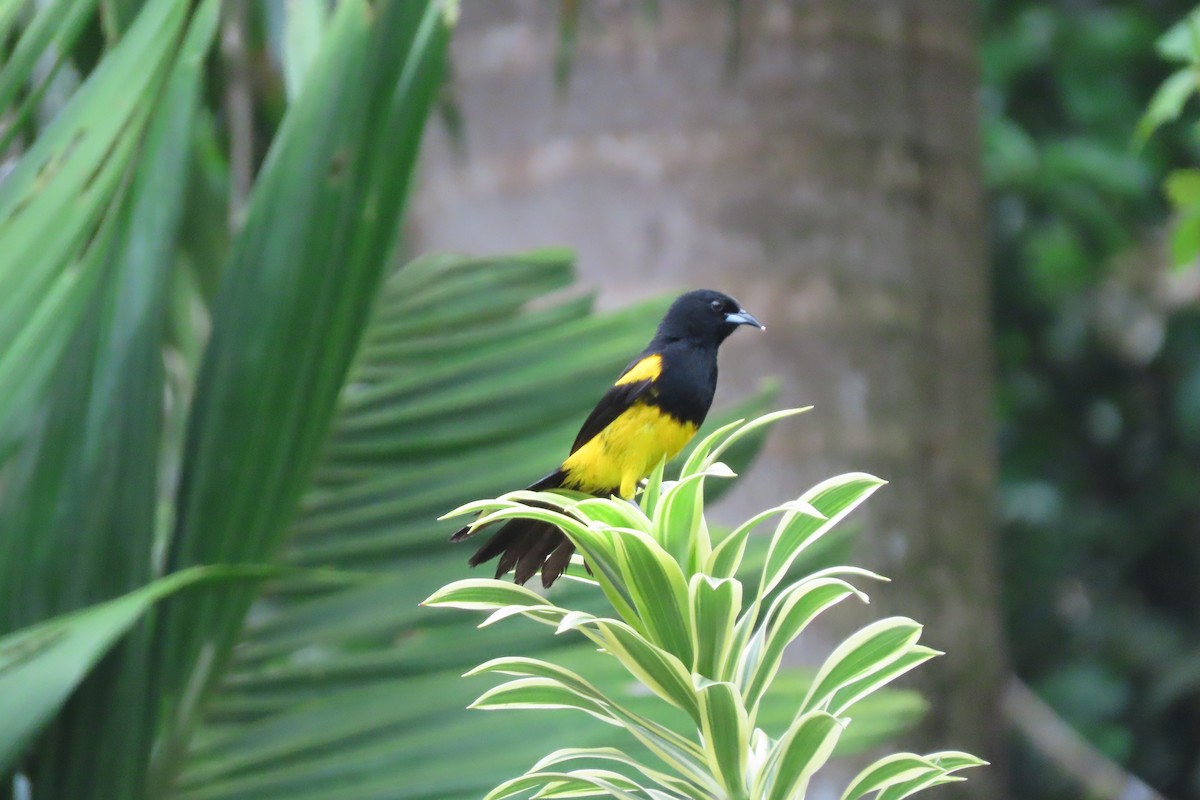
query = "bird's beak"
(725, 309, 765, 330)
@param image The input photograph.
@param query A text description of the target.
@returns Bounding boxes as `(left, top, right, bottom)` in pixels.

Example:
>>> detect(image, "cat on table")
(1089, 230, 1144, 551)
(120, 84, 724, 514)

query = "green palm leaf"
(0, 0, 190, 457)
(0, 4, 217, 797)
(148, 2, 456, 789)
(0, 564, 297, 776)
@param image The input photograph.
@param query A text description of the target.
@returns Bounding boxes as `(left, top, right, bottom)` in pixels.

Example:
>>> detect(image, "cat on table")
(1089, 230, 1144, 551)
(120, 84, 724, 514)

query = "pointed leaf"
(708, 500, 822, 580)
(679, 418, 744, 478)
(654, 464, 731, 571)
(1135, 68, 1198, 143)
(468, 658, 711, 783)
(742, 577, 866, 711)
(697, 681, 749, 797)
(928, 751, 989, 772)
(828, 645, 941, 716)
(802, 618, 923, 714)
(611, 528, 692, 661)
(423, 579, 558, 613)
(486, 770, 643, 800)
(877, 773, 967, 800)
(759, 473, 886, 598)
(689, 575, 742, 680)
(471, 677, 620, 725)
(532, 747, 707, 799)
(761, 711, 843, 800)
(839, 753, 942, 800)
(557, 612, 700, 723)
(701, 406, 810, 471)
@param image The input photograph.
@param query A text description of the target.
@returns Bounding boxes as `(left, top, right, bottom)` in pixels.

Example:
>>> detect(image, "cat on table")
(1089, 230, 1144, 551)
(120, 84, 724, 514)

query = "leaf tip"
(707, 461, 737, 478)
(439, 505, 473, 521)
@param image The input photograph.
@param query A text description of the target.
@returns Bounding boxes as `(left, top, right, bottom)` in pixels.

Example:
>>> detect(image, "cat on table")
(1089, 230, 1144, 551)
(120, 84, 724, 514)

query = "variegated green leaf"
(422, 578, 557, 613)
(801, 618, 923, 714)
(723, 598, 762, 699)
(611, 527, 692, 662)
(701, 407, 810, 472)
(471, 677, 619, 725)
(696, 681, 749, 797)
(741, 577, 867, 711)
(688, 575, 742, 680)
(760, 710, 844, 800)
(839, 753, 943, 800)
(759, 473, 886, 599)
(928, 751, 989, 772)
(638, 458, 667, 520)
(485, 770, 643, 800)
(802, 565, 890, 584)
(468, 657, 711, 783)
(480, 603, 570, 629)
(532, 747, 709, 799)
(574, 497, 654, 534)
(432, 417, 979, 799)
(466, 657, 602, 692)
(655, 469, 707, 567)
(867, 749, 989, 800)
(828, 645, 941, 716)
(876, 773, 967, 800)
(457, 500, 639, 622)
(654, 462, 733, 571)
(746, 728, 772, 790)
(707, 499, 824, 580)
(558, 611, 700, 723)
(679, 418, 744, 478)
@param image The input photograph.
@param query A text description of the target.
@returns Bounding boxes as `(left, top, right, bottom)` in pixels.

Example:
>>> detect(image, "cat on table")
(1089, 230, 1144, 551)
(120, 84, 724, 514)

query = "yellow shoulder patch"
(615, 354, 662, 386)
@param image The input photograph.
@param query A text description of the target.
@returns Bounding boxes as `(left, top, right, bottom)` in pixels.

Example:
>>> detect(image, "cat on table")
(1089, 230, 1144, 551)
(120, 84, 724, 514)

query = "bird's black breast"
(646, 341, 718, 427)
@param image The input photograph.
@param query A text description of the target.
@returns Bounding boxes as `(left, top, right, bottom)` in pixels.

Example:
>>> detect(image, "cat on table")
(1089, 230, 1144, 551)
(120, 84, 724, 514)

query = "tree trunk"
(411, 1, 1008, 796)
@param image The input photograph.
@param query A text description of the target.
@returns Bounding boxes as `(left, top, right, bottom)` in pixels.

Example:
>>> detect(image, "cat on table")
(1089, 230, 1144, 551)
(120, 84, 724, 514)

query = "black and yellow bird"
(451, 289, 764, 587)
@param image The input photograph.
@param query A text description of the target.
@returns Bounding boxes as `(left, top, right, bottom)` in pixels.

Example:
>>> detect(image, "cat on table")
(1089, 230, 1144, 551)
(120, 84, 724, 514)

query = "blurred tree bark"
(410, 1, 1007, 796)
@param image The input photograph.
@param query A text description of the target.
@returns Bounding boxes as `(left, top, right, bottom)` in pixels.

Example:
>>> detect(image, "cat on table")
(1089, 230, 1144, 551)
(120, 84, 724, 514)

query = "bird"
(450, 289, 764, 588)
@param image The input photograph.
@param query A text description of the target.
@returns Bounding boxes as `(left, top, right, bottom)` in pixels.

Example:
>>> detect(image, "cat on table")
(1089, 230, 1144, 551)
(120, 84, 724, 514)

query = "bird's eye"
(710, 299, 723, 311)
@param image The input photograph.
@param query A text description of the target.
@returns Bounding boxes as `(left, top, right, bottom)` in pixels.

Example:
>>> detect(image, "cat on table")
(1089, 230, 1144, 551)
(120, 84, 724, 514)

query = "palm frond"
(147, 2, 455, 789)
(0, 4, 218, 796)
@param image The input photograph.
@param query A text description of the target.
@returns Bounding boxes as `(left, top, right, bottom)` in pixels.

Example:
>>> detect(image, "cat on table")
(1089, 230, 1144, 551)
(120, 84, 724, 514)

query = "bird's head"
(656, 289, 765, 346)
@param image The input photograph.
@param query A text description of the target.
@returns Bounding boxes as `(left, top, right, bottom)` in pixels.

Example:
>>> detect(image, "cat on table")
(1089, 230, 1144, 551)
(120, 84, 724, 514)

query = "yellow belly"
(561, 403, 698, 498)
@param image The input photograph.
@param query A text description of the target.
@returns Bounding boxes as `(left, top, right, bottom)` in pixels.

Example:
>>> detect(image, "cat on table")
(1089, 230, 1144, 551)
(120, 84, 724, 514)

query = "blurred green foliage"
(982, 0, 1200, 796)
(0, 3, 921, 798)
(1145, 8, 1200, 266)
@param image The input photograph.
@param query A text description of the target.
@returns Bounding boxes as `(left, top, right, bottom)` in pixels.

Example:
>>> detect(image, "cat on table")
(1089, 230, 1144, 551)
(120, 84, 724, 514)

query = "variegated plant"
(425, 409, 986, 800)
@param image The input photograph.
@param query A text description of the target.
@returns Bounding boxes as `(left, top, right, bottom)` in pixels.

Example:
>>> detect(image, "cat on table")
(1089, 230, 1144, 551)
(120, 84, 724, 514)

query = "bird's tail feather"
(448, 468, 565, 544)
(449, 469, 576, 587)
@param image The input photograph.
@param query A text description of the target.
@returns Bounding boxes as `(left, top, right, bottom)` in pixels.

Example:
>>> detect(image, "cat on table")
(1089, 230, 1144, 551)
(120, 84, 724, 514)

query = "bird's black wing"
(570, 377, 655, 453)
